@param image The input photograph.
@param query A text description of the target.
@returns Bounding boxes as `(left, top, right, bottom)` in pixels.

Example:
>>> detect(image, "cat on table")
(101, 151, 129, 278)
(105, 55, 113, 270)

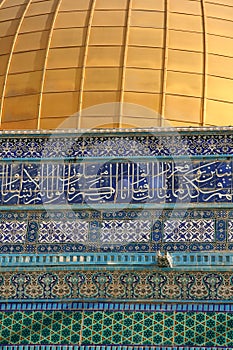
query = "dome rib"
(200, 0, 208, 126)
(37, 0, 63, 130)
(0, 0, 32, 125)
(119, 0, 132, 127)
(160, 0, 169, 127)
(77, 0, 97, 129)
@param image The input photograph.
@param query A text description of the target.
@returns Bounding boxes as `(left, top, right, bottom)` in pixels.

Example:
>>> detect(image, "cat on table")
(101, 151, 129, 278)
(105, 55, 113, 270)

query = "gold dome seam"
(119, 0, 132, 127)
(37, 0, 64, 130)
(0, 0, 32, 127)
(160, 0, 169, 127)
(77, 0, 97, 129)
(201, 0, 209, 126)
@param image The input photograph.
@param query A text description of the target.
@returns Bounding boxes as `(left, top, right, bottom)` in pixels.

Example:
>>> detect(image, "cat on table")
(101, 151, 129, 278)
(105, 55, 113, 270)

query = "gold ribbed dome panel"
(0, 0, 233, 129)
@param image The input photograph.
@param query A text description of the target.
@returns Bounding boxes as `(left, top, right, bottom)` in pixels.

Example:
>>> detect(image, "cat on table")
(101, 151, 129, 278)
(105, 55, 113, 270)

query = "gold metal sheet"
(208, 34, 233, 56)
(2, 94, 39, 121)
(123, 92, 161, 114)
(130, 10, 164, 29)
(170, 0, 201, 15)
(164, 95, 201, 123)
(84, 67, 121, 90)
(206, 2, 233, 21)
(208, 17, 233, 37)
(0, 19, 19, 37)
(40, 117, 78, 129)
(86, 46, 123, 67)
(133, 0, 164, 11)
(26, 0, 56, 16)
(6, 71, 42, 96)
(168, 49, 203, 73)
(44, 68, 81, 92)
(128, 27, 163, 47)
(89, 27, 125, 45)
(169, 13, 202, 32)
(166, 71, 203, 97)
(50, 28, 85, 47)
(47, 47, 84, 69)
(207, 76, 233, 103)
(95, 0, 128, 10)
(55, 11, 88, 28)
(1, 0, 26, 7)
(169, 30, 203, 51)
(14, 31, 49, 52)
(81, 91, 120, 110)
(0, 35, 14, 54)
(92, 10, 126, 26)
(124, 68, 162, 93)
(0, 5, 23, 21)
(122, 116, 161, 128)
(206, 99, 233, 126)
(59, 0, 91, 11)
(10, 50, 46, 73)
(0, 55, 9, 75)
(127, 47, 163, 69)
(1, 118, 37, 130)
(208, 54, 233, 79)
(80, 115, 120, 129)
(40, 92, 78, 118)
(20, 14, 53, 33)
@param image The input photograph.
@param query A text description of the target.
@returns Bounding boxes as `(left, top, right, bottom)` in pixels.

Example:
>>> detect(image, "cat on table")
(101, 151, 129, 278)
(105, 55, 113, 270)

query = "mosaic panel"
(163, 219, 214, 242)
(0, 270, 233, 301)
(38, 220, 89, 243)
(0, 309, 233, 347)
(0, 209, 233, 253)
(0, 220, 27, 243)
(100, 220, 151, 243)
(1, 132, 233, 159)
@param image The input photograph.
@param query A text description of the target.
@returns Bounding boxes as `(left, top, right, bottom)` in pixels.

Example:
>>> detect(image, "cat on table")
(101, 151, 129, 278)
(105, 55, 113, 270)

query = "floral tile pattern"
(0, 270, 232, 301)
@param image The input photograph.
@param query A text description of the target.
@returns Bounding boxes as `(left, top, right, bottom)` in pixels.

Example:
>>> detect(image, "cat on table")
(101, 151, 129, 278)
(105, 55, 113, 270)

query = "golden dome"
(0, 0, 233, 129)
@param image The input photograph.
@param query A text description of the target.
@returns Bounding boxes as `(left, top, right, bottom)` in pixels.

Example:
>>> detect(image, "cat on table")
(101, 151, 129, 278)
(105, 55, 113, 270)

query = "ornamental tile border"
(0, 209, 233, 254)
(0, 270, 233, 301)
(0, 309, 233, 346)
(0, 129, 233, 158)
(0, 302, 233, 312)
(0, 347, 229, 350)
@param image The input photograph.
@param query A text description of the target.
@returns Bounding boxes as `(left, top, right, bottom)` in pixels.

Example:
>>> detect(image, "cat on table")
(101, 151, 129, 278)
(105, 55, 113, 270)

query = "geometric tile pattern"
(163, 219, 215, 242)
(0, 270, 233, 301)
(0, 310, 233, 346)
(0, 131, 233, 159)
(227, 220, 233, 242)
(100, 220, 151, 242)
(0, 220, 27, 243)
(38, 220, 89, 243)
(1, 208, 233, 253)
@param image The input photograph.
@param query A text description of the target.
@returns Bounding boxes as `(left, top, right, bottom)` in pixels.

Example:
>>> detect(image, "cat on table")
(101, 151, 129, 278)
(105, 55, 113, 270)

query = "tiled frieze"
(0, 270, 233, 301)
(0, 209, 233, 253)
(0, 131, 233, 159)
(0, 306, 233, 346)
(0, 159, 232, 206)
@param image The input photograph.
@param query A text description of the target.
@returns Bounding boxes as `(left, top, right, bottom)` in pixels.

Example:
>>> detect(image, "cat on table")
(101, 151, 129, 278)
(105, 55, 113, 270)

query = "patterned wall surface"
(1, 128, 233, 348)
(1, 302, 233, 347)
(0, 270, 233, 301)
(0, 130, 233, 158)
(0, 209, 232, 254)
